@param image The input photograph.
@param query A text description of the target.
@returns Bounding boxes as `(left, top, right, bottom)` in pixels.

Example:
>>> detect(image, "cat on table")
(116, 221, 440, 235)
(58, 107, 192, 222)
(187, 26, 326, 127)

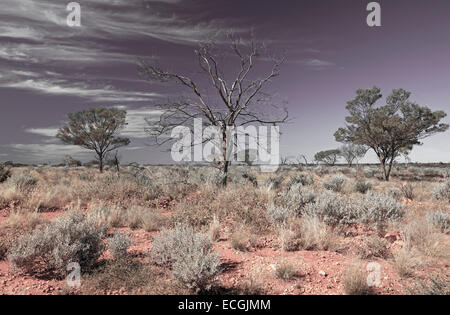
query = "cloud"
(7, 143, 91, 162)
(2, 79, 160, 102)
(25, 127, 59, 137)
(303, 59, 335, 67)
(117, 106, 164, 138)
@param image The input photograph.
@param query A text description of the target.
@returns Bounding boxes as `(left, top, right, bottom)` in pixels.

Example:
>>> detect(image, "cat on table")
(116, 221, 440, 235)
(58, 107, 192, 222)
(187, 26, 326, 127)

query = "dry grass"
(393, 248, 418, 278)
(298, 215, 341, 251)
(275, 260, 299, 281)
(343, 262, 373, 295)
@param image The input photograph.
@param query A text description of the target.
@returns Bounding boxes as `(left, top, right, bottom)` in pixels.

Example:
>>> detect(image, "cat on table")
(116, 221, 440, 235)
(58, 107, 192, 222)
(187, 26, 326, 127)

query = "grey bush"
(263, 176, 283, 190)
(354, 192, 404, 223)
(355, 181, 372, 194)
(151, 224, 222, 292)
(266, 205, 294, 225)
(304, 191, 351, 225)
(386, 187, 403, 201)
(304, 191, 403, 225)
(432, 179, 450, 202)
(287, 173, 314, 187)
(108, 233, 131, 259)
(279, 183, 316, 215)
(8, 212, 105, 277)
(427, 211, 450, 234)
(323, 174, 347, 192)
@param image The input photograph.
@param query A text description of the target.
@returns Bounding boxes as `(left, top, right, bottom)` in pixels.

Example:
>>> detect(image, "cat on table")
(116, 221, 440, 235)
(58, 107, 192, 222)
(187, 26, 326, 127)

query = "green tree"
(335, 87, 448, 180)
(57, 107, 130, 172)
(314, 149, 341, 166)
(339, 144, 368, 167)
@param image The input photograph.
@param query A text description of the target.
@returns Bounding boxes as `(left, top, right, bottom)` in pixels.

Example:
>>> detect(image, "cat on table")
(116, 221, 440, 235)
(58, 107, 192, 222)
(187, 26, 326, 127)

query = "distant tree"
(57, 107, 130, 172)
(335, 87, 449, 180)
(106, 151, 122, 173)
(239, 148, 258, 166)
(339, 144, 368, 167)
(62, 155, 81, 167)
(0, 163, 11, 183)
(314, 149, 341, 166)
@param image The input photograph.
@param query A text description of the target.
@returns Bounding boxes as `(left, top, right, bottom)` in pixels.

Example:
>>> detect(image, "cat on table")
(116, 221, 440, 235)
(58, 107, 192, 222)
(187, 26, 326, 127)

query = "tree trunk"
(385, 157, 395, 181)
(377, 156, 389, 181)
(98, 153, 104, 173)
(221, 160, 230, 186)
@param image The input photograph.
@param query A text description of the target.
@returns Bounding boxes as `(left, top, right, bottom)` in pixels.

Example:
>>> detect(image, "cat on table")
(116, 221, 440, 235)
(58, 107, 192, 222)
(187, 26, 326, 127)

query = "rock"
(384, 231, 401, 243)
(318, 270, 327, 277)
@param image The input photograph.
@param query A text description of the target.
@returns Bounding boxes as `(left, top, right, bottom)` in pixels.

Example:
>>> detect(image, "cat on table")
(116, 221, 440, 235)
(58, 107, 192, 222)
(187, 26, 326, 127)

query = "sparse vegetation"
(0, 164, 449, 295)
(8, 212, 105, 278)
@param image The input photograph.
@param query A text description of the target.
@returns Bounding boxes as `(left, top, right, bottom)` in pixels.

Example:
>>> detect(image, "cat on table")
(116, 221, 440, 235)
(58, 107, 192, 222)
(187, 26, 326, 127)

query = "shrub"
(84, 257, 168, 293)
(287, 173, 314, 187)
(408, 274, 450, 295)
(263, 176, 283, 190)
(432, 179, 450, 202)
(358, 235, 391, 259)
(275, 261, 298, 281)
(400, 183, 414, 200)
(355, 181, 372, 194)
(427, 211, 450, 234)
(353, 192, 404, 223)
(230, 230, 252, 252)
(10, 173, 38, 191)
(151, 224, 222, 292)
(266, 205, 293, 226)
(314, 165, 329, 175)
(386, 187, 403, 201)
(279, 184, 316, 215)
(8, 212, 105, 277)
(0, 164, 11, 183)
(303, 191, 350, 225)
(323, 175, 347, 192)
(108, 233, 131, 259)
(241, 172, 258, 187)
(343, 263, 373, 295)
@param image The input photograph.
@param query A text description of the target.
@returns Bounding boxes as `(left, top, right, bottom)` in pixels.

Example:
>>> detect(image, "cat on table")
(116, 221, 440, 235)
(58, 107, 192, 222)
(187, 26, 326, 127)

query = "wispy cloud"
(2, 78, 161, 103)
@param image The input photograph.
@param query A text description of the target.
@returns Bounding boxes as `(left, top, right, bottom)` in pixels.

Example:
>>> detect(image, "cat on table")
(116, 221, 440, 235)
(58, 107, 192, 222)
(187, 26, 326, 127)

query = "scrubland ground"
(0, 164, 448, 295)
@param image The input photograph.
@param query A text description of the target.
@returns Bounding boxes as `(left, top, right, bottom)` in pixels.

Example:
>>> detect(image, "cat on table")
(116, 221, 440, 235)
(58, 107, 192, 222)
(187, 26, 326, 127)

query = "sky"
(1, 0, 450, 165)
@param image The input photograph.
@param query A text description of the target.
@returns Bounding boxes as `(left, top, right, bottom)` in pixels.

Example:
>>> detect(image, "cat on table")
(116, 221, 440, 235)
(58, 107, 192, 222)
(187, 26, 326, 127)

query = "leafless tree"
(139, 36, 289, 185)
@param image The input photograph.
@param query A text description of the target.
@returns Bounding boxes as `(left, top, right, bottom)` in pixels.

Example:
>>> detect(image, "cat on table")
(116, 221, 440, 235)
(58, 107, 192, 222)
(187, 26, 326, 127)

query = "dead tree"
(139, 36, 289, 185)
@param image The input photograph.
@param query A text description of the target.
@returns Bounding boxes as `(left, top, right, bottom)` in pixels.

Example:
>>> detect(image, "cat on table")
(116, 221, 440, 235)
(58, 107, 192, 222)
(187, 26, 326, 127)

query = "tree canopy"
(314, 149, 341, 166)
(57, 107, 130, 172)
(335, 87, 448, 180)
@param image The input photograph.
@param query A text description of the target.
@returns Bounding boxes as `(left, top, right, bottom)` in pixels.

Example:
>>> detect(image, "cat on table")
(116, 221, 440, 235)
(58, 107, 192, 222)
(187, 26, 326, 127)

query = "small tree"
(314, 149, 340, 166)
(57, 107, 130, 172)
(339, 144, 367, 167)
(335, 87, 449, 180)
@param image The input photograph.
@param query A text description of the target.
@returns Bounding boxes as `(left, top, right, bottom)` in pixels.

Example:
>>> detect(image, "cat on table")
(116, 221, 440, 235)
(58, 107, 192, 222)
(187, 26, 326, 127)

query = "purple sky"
(1, 0, 450, 164)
